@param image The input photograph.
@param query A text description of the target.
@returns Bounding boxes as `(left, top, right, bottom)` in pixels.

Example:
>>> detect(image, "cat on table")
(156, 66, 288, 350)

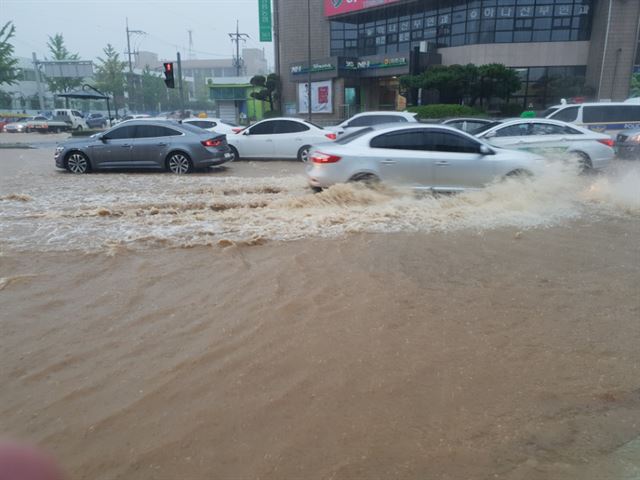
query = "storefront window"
(330, 0, 593, 56)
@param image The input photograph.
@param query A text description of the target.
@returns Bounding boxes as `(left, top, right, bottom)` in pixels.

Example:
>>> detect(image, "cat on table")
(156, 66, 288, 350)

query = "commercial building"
(274, 0, 640, 121)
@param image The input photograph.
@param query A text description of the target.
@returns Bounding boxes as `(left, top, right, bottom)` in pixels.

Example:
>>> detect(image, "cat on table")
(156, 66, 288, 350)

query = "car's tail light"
(311, 152, 341, 164)
(232, 127, 244, 134)
(325, 133, 337, 140)
(202, 138, 223, 147)
(597, 138, 615, 148)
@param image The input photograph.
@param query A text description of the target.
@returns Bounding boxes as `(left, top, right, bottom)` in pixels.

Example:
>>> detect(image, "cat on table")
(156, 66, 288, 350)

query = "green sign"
(259, 0, 272, 42)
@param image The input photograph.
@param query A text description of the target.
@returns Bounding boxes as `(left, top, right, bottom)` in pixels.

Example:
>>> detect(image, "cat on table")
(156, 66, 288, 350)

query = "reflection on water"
(1, 162, 639, 253)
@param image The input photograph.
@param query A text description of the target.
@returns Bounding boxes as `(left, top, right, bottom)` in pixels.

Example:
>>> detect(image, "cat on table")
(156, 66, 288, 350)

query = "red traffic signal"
(163, 62, 175, 88)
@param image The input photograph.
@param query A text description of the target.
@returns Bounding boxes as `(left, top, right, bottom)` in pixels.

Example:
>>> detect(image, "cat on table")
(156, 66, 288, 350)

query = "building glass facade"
(330, 0, 593, 57)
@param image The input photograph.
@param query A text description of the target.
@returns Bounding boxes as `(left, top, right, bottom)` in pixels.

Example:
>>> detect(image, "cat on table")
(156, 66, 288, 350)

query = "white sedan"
(227, 117, 336, 162)
(473, 118, 614, 171)
(182, 117, 242, 136)
(327, 111, 417, 136)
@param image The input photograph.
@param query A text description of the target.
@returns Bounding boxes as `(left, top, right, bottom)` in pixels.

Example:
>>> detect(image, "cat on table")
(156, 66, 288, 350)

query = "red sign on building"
(324, 0, 404, 17)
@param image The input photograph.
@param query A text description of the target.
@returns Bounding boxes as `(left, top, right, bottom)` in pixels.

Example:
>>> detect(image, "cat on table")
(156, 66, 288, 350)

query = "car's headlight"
(631, 134, 640, 143)
(55, 146, 64, 153)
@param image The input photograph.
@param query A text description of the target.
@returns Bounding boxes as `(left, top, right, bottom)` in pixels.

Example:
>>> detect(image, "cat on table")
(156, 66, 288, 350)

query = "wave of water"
(1, 162, 638, 253)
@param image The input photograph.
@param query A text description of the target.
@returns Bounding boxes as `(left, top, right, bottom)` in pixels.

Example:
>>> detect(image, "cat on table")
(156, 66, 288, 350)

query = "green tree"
(140, 65, 165, 112)
(476, 63, 521, 107)
(401, 63, 520, 107)
(94, 44, 126, 116)
(249, 73, 280, 112)
(45, 33, 83, 104)
(0, 22, 19, 86)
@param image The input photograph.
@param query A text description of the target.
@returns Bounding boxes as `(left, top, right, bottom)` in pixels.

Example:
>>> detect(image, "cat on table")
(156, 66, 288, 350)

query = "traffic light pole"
(177, 51, 185, 112)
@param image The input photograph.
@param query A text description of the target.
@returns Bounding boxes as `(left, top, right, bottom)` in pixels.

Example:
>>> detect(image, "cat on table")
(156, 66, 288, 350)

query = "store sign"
(298, 80, 333, 114)
(290, 62, 336, 75)
(324, 0, 404, 17)
(342, 56, 407, 70)
(258, 0, 272, 42)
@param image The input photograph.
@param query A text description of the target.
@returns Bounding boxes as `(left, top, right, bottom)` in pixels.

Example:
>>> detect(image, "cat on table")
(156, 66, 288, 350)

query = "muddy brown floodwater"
(1, 144, 639, 479)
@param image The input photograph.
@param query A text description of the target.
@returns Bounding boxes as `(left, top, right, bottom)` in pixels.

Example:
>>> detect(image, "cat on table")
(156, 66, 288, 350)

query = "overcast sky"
(4, 0, 274, 67)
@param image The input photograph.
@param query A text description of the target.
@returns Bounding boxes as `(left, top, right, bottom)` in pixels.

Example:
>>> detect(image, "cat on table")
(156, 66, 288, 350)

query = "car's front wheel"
(167, 152, 193, 174)
(66, 151, 90, 174)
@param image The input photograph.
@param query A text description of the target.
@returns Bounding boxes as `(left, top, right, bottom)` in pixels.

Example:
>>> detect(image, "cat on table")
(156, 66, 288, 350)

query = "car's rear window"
(335, 127, 374, 144)
(304, 120, 324, 129)
(470, 121, 503, 135)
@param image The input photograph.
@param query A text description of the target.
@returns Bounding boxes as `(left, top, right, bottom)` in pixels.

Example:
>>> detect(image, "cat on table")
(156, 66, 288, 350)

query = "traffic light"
(163, 62, 175, 88)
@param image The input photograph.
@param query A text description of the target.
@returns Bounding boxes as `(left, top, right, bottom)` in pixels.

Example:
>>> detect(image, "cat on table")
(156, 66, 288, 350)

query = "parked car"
(616, 128, 640, 159)
(441, 117, 493, 133)
(52, 109, 89, 131)
(226, 117, 336, 162)
(3, 117, 33, 133)
(472, 118, 614, 171)
(182, 117, 242, 135)
(54, 119, 232, 174)
(306, 124, 544, 192)
(326, 111, 418, 136)
(544, 102, 640, 137)
(86, 113, 108, 129)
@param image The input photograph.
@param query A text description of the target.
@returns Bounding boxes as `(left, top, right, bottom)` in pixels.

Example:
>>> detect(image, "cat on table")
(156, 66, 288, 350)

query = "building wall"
(586, 0, 640, 100)
(277, 0, 331, 115)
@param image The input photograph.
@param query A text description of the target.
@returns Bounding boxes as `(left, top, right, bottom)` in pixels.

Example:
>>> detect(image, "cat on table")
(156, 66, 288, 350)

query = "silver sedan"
(472, 118, 614, 171)
(55, 119, 233, 174)
(306, 124, 545, 192)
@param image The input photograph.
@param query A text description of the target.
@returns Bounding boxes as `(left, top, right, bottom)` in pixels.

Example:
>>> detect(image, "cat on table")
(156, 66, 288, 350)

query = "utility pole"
(188, 29, 194, 60)
(32, 52, 45, 111)
(125, 18, 146, 112)
(228, 20, 249, 76)
(307, 0, 312, 122)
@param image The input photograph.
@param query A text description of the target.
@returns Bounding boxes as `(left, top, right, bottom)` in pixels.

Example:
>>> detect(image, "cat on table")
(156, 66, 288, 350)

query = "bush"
(407, 104, 484, 120)
(499, 103, 524, 116)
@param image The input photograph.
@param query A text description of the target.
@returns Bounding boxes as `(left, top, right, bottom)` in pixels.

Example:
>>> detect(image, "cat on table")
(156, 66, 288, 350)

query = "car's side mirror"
(99, 135, 108, 142)
(243, 130, 250, 135)
(479, 144, 493, 155)
(484, 131, 496, 139)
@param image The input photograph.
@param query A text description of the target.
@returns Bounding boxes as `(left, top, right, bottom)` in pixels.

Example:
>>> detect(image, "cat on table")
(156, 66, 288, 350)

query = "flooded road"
(1, 144, 639, 479)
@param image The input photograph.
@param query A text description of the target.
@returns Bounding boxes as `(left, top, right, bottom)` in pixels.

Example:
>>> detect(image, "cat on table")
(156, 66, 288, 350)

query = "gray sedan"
(306, 124, 544, 192)
(55, 119, 233, 174)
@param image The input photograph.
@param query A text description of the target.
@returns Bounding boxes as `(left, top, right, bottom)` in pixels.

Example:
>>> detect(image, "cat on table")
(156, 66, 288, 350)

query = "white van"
(53, 109, 89, 130)
(544, 102, 640, 137)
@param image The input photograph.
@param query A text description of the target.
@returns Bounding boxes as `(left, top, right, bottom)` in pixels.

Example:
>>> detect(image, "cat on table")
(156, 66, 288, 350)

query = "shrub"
(407, 104, 484, 120)
(499, 103, 525, 116)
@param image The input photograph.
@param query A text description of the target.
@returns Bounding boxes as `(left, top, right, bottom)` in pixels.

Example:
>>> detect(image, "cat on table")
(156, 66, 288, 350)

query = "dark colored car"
(55, 119, 233, 174)
(86, 113, 108, 129)
(616, 128, 640, 159)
